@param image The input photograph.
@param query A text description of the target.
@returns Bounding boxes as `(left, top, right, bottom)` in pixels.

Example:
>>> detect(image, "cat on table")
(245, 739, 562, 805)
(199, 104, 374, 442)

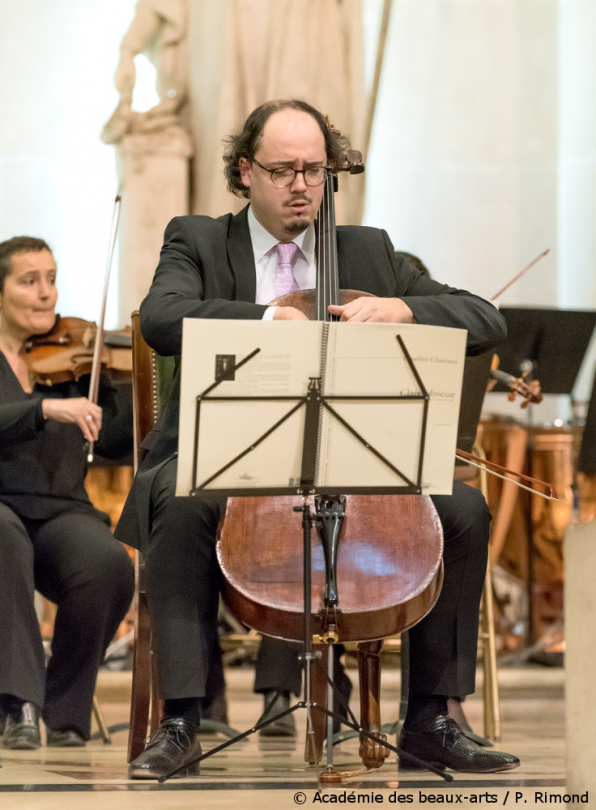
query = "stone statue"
(101, 0, 193, 324)
(102, 0, 191, 146)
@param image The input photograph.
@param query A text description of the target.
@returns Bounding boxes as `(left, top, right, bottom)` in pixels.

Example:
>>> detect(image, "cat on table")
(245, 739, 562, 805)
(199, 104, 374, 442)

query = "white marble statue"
(102, 0, 193, 324)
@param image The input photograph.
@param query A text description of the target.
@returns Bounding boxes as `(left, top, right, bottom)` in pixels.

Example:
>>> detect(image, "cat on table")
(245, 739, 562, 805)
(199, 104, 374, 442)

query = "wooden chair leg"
(305, 643, 328, 765)
(474, 442, 502, 742)
(357, 640, 389, 770)
(150, 651, 163, 734)
(127, 589, 152, 763)
(481, 558, 502, 741)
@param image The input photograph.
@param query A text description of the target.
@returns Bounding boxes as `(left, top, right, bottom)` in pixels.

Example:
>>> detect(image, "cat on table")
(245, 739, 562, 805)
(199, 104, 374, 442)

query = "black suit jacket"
(116, 205, 506, 549)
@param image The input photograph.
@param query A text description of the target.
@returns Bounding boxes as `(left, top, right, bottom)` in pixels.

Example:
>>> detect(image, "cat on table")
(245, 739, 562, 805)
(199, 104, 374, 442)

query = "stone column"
(565, 518, 596, 795)
(116, 123, 192, 322)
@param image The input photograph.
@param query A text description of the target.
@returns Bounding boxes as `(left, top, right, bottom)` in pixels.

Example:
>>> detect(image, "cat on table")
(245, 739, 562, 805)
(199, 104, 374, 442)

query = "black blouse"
(0, 351, 132, 521)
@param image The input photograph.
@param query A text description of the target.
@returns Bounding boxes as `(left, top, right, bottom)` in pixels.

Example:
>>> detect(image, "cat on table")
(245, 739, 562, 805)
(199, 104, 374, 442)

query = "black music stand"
(493, 307, 596, 396)
(160, 329, 463, 785)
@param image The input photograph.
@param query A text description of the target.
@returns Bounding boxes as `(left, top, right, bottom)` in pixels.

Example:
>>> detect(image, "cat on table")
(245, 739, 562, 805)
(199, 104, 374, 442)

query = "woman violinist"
(0, 236, 134, 749)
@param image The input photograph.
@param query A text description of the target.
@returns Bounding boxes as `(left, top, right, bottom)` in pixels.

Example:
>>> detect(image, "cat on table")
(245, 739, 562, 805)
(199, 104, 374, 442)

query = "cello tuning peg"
(346, 150, 365, 174)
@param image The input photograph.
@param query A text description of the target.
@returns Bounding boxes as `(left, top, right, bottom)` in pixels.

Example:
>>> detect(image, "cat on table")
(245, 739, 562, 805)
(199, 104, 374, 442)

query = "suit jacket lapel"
(227, 205, 257, 303)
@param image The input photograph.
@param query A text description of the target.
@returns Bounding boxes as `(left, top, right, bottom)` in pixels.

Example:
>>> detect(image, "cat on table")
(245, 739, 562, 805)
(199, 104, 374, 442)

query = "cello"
(217, 137, 445, 772)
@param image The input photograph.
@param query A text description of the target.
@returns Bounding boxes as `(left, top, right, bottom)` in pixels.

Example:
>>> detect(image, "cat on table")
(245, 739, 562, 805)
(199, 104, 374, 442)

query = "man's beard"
(283, 217, 309, 237)
(281, 194, 313, 238)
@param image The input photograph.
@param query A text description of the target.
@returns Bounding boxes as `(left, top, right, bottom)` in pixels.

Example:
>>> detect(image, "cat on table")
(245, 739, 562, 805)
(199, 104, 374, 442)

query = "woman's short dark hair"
(223, 99, 350, 199)
(0, 236, 52, 292)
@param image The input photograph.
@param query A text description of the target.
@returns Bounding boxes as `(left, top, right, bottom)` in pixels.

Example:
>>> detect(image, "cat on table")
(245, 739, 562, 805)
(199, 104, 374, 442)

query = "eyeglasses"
(251, 158, 330, 188)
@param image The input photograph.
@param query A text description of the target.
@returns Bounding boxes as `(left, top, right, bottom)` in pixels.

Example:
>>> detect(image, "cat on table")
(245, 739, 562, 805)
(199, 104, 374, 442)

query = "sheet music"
(319, 323, 467, 494)
(176, 319, 322, 495)
(176, 319, 466, 496)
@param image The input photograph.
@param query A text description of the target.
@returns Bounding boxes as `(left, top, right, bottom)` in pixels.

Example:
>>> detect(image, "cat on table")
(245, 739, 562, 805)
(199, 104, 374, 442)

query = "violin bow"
(455, 448, 560, 501)
(86, 194, 123, 462)
(491, 248, 550, 301)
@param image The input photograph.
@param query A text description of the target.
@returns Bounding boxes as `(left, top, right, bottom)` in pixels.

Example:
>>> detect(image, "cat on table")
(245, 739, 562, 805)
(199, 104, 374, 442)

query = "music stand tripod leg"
(317, 636, 342, 785)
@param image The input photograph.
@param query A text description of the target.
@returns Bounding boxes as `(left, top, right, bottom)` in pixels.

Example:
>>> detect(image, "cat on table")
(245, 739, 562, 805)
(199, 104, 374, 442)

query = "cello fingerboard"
(315, 173, 340, 321)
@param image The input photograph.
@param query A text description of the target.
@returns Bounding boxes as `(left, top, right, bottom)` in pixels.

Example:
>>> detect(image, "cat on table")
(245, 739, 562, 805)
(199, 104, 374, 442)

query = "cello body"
(219, 494, 443, 644)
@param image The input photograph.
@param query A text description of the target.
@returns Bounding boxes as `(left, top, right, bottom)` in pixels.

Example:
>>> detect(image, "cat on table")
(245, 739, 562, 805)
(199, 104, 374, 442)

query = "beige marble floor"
(0, 666, 570, 810)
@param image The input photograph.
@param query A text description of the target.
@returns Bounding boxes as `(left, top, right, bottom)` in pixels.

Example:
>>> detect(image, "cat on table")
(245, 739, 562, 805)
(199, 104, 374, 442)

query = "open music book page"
(319, 323, 467, 494)
(176, 319, 466, 496)
(176, 320, 322, 495)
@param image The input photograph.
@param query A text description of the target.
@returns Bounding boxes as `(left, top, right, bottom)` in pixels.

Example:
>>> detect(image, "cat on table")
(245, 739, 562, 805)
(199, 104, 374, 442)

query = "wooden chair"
(127, 313, 243, 761)
(127, 312, 175, 762)
(453, 352, 502, 741)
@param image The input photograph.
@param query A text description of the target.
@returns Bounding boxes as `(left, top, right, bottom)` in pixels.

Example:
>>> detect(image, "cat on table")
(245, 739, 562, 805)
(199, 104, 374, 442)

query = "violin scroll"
(489, 354, 542, 407)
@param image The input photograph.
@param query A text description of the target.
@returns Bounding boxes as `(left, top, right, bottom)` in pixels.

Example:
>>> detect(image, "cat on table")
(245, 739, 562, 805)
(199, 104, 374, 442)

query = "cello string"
(327, 175, 333, 316)
(331, 177, 338, 306)
(323, 174, 326, 320)
(322, 174, 329, 321)
(325, 175, 330, 319)
(322, 175, 327, 321)
(317, 176, 324, 321)
(316, 188, 321, 319)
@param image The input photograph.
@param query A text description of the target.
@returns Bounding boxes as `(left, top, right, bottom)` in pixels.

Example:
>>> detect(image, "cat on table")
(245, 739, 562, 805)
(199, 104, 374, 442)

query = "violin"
(22, 195, 123, 463)
(488, 354, 542, 407)
(22, 314, 132, 386)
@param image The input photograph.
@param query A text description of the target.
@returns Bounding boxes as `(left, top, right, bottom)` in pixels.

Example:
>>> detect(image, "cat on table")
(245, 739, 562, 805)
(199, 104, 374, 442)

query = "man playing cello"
(118, 99, 520, 778)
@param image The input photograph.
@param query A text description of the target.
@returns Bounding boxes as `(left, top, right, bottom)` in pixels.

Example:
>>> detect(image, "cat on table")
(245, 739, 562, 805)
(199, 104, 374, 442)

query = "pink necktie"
(274, 242, 300, 296)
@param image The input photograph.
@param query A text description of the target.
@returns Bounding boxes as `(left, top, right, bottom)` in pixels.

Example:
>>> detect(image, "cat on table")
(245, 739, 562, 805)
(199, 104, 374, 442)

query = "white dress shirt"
(247, 205, 316, 320)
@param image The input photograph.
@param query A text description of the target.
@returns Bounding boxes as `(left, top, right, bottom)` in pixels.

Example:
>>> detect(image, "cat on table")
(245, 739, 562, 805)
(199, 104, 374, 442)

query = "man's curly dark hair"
(223, 99, 350, 199)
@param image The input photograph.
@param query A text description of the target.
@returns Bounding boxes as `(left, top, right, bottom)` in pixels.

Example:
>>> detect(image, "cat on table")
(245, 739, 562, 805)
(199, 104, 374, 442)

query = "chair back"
(131, 311, 176, 472)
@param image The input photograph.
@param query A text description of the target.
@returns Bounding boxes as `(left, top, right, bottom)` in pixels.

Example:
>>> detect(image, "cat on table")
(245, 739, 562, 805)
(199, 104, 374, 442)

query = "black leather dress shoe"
(128, 717, 202, 779)
(3, 702, 41, 750)
(47, 729, 86, 747)
(259, 691, 297, 738)
(397, 715, 520, 773)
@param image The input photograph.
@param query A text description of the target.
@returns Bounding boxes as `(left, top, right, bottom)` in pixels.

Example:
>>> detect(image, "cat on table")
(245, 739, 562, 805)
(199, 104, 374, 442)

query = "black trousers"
(146, 459, 490, 702)
(0, 503, 134, 738)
